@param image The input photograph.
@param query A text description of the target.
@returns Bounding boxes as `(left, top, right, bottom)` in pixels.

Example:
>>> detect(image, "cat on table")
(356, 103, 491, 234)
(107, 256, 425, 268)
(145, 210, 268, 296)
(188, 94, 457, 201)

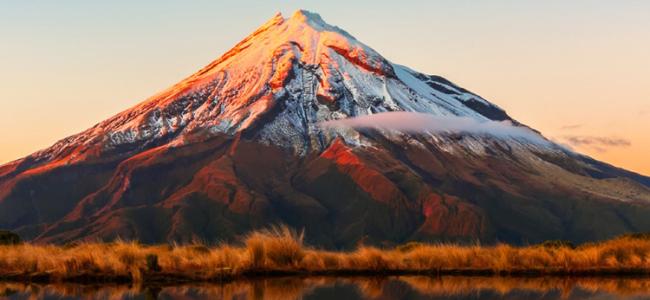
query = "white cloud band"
(319, 111, 547, 144)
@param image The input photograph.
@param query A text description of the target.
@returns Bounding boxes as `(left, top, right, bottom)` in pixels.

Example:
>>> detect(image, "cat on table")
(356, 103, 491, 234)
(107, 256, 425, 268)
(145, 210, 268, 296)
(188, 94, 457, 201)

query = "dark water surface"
(2, 276, 650, 300)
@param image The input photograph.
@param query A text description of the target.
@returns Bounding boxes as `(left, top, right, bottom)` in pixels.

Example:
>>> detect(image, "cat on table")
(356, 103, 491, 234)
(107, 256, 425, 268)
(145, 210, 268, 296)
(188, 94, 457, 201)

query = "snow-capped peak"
(289, 10, 327, 27)
(30, 10, 548, 163)
(287, 10, 353, 37)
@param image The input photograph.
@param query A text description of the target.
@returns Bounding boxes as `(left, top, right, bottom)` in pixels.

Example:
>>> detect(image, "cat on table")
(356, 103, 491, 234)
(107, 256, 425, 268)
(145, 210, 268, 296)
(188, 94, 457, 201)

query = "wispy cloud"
(319, 111, 547, 143)
(560, 124, 582, 130)
(556, 135, 631, 153)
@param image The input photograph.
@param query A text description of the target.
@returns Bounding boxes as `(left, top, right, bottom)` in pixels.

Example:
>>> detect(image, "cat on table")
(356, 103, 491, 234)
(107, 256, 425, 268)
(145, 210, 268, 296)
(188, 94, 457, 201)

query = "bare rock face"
(1, 10, 650, 247)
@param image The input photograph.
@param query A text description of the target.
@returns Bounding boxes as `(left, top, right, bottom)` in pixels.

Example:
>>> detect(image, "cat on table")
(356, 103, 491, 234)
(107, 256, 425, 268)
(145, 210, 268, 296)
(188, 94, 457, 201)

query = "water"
(2, 276, 650, 299)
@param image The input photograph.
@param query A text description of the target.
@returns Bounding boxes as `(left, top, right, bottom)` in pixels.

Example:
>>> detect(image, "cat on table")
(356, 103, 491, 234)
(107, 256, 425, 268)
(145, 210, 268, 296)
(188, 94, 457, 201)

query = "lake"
(2, 275, 650, 299)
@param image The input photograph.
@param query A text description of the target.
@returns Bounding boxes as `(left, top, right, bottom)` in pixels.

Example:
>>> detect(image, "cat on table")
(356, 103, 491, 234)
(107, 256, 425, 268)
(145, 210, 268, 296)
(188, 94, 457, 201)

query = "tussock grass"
(2, 227, 650, 283)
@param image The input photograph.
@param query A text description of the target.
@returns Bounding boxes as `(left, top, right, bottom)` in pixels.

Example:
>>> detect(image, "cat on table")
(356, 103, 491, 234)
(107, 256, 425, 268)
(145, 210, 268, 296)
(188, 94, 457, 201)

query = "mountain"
(1, 10, 650, 247)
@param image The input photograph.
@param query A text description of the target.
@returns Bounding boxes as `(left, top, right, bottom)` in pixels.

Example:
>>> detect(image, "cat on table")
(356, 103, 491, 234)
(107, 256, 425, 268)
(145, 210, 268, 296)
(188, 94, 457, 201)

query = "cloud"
(556, 135, 631, 152)
(319, 111, 547, 144)
(560, 124, 582, 130)
(562, 136, 631, 147)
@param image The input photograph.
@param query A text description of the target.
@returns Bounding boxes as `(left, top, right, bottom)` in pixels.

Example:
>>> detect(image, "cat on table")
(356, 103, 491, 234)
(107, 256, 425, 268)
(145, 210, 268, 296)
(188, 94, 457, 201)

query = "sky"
(1, 0, 648, 175)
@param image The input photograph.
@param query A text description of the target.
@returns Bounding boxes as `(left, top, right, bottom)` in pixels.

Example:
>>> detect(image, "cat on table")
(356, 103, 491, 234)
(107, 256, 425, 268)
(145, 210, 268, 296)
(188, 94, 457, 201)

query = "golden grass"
(2, 226, 650, 283)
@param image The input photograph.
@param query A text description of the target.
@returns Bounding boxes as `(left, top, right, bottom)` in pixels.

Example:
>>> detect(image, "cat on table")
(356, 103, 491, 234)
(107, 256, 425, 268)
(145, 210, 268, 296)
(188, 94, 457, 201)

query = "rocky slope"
(1, 10, 650, 247)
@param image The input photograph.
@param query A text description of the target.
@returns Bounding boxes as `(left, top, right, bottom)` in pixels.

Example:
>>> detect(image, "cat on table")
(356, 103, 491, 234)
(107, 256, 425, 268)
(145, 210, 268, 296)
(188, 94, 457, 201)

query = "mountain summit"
(1, 11, 650, 247)
(23, 9, 523, 162)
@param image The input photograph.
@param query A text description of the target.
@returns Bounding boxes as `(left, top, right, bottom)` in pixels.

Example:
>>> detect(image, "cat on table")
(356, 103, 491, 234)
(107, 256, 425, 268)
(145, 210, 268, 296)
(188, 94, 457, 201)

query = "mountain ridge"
(1, 10, 650, 247)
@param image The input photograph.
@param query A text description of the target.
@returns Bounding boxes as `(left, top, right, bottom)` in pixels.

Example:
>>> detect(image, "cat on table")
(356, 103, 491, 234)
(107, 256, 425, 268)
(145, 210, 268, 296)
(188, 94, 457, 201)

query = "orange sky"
(0, 1, 648, 175)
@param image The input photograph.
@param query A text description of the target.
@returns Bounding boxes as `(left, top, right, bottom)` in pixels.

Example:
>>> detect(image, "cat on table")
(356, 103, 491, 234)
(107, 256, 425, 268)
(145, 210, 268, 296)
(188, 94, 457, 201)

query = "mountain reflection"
(3, 276, 650, 300)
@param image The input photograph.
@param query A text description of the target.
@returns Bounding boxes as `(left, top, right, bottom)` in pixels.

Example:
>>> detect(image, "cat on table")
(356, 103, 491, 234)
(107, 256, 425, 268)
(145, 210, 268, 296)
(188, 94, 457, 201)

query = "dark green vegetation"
(145, 254, 161, 273)
(537, 240, 575, 249)
(0, 230, 20, 245)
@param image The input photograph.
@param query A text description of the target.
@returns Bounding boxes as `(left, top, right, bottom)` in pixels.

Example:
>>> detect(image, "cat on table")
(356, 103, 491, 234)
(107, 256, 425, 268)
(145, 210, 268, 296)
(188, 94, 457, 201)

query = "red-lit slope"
(1, 10, 650, 247)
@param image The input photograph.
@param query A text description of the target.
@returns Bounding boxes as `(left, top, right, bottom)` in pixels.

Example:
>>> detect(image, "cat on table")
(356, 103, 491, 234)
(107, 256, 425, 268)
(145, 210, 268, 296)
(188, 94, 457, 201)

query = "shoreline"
(3, 268, 650, 285)
(5, 273, 650, 300)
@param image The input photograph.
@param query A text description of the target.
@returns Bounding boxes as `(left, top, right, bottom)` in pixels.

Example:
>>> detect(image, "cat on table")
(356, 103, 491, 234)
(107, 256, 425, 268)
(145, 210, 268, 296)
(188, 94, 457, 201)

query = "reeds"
(2, 226, 650, 283)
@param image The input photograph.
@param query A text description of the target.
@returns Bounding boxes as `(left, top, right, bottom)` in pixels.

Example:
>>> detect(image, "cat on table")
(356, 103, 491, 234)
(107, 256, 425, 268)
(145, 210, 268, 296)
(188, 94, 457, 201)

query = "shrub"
(537, 240, 575, 249)
(619, 232, 650, 240)
(0, 230, 21, 245)
(396, 241, 425, 252)
(146, 254, 161, 272)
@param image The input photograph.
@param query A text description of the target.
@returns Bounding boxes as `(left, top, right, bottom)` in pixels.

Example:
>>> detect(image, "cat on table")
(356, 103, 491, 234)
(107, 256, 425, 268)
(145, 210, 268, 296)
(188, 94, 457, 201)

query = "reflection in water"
(3, 276, 650, 300)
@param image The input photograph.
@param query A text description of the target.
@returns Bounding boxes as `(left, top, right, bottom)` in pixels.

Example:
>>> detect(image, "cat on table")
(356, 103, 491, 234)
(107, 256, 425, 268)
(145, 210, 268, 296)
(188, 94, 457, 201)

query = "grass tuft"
(2, 227, 650, 283)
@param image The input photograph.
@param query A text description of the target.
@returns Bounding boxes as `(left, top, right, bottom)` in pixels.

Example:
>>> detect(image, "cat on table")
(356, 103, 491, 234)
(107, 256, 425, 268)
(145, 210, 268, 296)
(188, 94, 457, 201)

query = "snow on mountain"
(3, 10, 650, 246)
(29, 10, 557, 165)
